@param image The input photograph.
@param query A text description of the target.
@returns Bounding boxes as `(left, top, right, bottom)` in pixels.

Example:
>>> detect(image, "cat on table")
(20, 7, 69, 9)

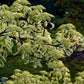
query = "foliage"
(0, 0, 84, 84)
(0, 0, 84, 35)
(74, 71, 84, 84)
(50, 23, 84, 58)
(28, 0, 84, 35)
(0, 0, 55, 67)
(0, 68, 72, 84)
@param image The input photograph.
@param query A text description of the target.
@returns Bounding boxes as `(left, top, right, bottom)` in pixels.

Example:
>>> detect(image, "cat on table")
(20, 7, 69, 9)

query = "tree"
(28, 0, 84, 36)
(0, 0, 84, 84)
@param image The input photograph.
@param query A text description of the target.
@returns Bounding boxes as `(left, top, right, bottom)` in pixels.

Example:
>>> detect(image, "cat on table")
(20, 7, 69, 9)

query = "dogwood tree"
(0, 0, 84, 84)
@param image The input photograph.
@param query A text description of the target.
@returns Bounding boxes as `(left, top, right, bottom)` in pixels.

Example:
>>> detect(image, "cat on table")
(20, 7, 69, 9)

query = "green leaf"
(38, 62, 42, 67)
(21, 54, 24, 60)
(78, 47, 84, 51)
(6, 45, 12, 53)
(72, 46, 76, 51)
(3, 50, 7, 58)
(1, 56, 6, 62)
(63, 48, 71, 56)
(0, 59, 4, 67)
(33, 63, 37, 68)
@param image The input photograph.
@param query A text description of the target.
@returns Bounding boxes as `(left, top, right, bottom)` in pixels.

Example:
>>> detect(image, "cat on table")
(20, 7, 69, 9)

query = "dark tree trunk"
(43, 27, 46, 36)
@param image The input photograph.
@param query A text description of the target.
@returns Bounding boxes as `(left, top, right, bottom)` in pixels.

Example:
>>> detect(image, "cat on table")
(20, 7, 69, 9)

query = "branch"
(7, 54, 21, 58)
(0, 29, 8, 35)
(0, 34, 34, 41)
(44, 43, 62, 47)
(30, 55, 43, 59)
(29, 53, 43, 59)
(8, 52, 43, 60)
(18, 32, 23, 45)
(0, 15, 5, 20)
(43, 27, 46, 36)
(69, 45, 84, 53)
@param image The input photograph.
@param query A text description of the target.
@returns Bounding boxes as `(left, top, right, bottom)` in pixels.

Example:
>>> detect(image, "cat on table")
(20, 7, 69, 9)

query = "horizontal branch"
(0, 34, 34, 41)
(30, 55, 43, 59)
(29, 53, 43, 59)
(44, 43, 62, 47)
(9, 35, 27, 40)
(0, 29, 7, 35)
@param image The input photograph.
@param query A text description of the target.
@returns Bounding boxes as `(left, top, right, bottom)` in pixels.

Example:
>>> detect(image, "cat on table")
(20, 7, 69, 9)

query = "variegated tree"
(0, 0, 84, 84)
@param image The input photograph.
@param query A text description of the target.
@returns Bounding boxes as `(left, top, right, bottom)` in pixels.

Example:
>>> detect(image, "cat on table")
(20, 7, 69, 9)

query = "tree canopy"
(0, 0, 84, 84)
